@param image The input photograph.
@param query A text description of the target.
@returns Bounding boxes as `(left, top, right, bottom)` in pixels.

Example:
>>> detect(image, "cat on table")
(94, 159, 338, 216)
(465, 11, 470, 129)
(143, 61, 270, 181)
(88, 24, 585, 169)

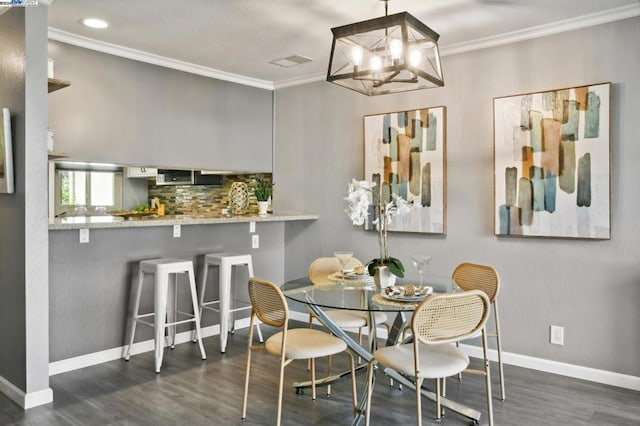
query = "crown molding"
(48, 27, 274, 91)
(440, 3, 640, 57)
(48, 4, 639, 91)
(273, 72, 326, 90)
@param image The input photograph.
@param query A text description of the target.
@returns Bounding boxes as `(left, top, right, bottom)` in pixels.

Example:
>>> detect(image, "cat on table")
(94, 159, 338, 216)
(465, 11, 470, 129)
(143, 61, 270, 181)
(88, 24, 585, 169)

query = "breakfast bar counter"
(48, 213, 318, 371)
(49, 212, 319, 230)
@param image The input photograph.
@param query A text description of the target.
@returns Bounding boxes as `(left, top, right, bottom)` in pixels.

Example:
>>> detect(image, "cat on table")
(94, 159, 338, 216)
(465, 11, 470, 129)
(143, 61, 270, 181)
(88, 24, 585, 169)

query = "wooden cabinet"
(126, 167, 158, 178)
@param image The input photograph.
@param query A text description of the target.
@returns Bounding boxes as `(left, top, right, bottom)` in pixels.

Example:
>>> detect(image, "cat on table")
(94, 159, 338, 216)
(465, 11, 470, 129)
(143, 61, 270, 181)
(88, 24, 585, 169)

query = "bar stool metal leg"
(187, 262, 207, 360)
(154, 270, 169, 373)
(219, 259, 231, 353)
(124, 267, 145, 361)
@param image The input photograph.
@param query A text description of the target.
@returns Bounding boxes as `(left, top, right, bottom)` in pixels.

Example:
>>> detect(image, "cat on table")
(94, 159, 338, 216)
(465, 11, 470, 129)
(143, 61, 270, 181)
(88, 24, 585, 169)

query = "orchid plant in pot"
(344, 179, 412, 288)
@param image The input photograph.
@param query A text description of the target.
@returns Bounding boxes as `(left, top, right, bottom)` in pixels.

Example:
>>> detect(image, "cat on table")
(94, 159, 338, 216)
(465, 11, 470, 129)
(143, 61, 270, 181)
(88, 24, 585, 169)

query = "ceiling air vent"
(269, 54, 314, 68)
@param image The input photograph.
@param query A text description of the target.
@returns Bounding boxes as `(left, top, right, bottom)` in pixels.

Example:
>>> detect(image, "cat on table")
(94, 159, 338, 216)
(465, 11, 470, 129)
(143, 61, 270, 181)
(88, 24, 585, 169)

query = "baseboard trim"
(49, 319, 248, 376)
(458, 343, 640, 392)
(0, 375, 53, 409)
(49, 314, 640, 392)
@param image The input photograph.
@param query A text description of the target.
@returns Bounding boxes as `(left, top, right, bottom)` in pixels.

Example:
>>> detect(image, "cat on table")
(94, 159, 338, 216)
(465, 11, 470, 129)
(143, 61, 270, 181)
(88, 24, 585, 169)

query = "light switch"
(173, 224, 181, 238)
(249, 221, 256, 233)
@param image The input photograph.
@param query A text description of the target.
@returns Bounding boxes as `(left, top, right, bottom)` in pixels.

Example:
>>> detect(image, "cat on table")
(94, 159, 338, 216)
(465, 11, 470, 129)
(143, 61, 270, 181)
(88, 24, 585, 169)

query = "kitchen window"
(54, 162, 123, 216)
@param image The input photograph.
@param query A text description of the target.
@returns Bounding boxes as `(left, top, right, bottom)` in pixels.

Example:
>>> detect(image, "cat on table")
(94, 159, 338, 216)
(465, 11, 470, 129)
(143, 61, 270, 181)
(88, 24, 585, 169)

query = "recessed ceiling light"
(81, 18, 109, 29)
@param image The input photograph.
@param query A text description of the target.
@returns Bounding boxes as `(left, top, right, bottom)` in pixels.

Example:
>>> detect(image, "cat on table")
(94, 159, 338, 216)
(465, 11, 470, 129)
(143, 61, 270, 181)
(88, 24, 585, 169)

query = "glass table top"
(281, 275, 459, 312)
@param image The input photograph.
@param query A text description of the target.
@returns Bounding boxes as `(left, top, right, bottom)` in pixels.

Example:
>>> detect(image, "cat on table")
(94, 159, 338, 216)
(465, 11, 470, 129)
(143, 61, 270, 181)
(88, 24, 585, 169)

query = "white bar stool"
(196, 252, 263, 353)
(124, 258, 207, 372)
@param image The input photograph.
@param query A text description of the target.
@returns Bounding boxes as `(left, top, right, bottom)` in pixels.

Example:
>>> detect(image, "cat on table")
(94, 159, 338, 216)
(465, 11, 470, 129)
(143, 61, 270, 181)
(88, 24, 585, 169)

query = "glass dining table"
(281, 276, 482, 426)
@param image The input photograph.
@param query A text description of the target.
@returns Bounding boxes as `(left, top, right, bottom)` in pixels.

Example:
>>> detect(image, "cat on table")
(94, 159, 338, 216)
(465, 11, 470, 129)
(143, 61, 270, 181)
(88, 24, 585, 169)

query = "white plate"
(382, 286, 433, 302)
(343, 271, 371, 279)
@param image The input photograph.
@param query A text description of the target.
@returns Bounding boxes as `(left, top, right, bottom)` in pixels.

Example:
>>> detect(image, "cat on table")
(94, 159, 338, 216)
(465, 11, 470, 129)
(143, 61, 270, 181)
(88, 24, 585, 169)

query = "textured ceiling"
(48, 0, 640, 85)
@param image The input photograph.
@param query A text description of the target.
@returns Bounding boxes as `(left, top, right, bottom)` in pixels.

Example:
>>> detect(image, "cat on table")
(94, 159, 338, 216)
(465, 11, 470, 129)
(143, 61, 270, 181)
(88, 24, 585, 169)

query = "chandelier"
(326, 0, 444, 96)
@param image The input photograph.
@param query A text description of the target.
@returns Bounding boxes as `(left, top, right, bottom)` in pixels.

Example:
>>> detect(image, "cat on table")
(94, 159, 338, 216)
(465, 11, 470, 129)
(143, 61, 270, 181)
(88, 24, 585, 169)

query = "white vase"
(374, 266, 397, 290)
(257, 201, 269, 216)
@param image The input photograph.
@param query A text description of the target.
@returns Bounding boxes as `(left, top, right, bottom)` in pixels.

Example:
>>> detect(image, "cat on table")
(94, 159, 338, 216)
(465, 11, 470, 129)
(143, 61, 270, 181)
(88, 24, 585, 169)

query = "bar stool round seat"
(124, 258, 206, 373)
(197, 252, 263, 353)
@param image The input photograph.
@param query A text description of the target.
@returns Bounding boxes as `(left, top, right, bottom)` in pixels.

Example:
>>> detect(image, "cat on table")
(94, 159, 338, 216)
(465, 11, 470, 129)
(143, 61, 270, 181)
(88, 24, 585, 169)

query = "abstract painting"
(364, 107, 446, 234)
(0, 107, 14, 194)
(494, 83, 610, 239)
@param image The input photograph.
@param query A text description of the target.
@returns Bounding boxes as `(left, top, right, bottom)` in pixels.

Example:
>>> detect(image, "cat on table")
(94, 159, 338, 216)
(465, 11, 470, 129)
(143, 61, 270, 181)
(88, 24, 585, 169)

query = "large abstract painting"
(364, 107, 446, 234)
(494, 83, 610, 239)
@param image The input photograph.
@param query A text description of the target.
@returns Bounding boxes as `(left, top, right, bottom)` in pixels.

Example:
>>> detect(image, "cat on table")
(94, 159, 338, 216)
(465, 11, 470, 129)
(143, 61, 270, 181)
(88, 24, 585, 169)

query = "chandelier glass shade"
(327, 11, 444, 96)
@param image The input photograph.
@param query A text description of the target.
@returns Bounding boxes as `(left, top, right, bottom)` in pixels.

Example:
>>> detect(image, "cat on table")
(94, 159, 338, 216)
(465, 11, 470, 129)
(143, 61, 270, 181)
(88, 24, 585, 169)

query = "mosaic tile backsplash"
(148, 174, 272, 215)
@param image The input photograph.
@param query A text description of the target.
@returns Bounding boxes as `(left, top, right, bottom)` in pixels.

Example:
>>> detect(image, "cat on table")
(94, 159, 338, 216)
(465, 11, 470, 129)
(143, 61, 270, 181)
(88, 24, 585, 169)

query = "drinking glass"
(411, 255, 432, 287)
(333, 251, 354, 285)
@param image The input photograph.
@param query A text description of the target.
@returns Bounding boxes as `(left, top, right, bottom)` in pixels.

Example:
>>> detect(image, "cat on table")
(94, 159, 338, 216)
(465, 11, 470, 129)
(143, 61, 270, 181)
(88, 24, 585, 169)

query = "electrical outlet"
(249, 221, 256, 233)
(252, 234, 259, 248)
(79, 228, 89, 243)
(550, 325, 564, 345)
(173, 224, 181, 238)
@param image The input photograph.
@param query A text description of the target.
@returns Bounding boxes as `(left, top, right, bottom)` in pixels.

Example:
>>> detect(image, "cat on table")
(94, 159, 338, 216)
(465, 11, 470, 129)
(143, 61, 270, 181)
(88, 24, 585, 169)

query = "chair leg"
(357, 327, 363, 365)
(482, 328, 494, 426)
(311, 358, 317, 401)
(345, 351, 358, 416)
(167, 273, 177, 349)
(494, 301, 506, 401)
(307, 314, 313, 371)
(276, 352, 287, 426)
(193, 260, 209, 342)
(365, 360, 376, 426)
(153, 272, 169, 373)
(326, 355, 332, 396)
(456, 341, 462, 381)
(417, 377, 424, 426)
(241, 316, 255, 420)
(441, 377, 447, 417)
(219, 263, 231, 353)
(124, 268, 145, 360)
(187, 264, 206, 360)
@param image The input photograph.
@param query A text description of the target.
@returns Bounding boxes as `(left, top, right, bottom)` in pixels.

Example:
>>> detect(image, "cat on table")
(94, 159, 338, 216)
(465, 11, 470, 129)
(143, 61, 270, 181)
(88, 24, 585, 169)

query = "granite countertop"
(48, 212, 319, 230)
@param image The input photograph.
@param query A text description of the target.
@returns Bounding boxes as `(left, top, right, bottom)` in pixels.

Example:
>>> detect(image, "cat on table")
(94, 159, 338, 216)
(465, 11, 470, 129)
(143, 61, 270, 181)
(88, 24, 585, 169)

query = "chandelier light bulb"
(409, 49, 422, 67)
(352, 46, 364, 67)
(370, 55, 382, 71)
(390, 39, 402, 60)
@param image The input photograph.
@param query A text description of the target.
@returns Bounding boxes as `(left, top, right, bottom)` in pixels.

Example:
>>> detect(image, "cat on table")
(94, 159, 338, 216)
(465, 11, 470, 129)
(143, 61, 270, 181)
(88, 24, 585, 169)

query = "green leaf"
(388, 257, 405, 278)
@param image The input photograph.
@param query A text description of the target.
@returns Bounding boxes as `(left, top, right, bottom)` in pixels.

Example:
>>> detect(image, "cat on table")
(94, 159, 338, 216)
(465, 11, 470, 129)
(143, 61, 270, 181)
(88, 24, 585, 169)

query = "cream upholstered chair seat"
(265, 328, 347, 359)
(324, 310, 387, 328)
(373, 343, 469, 380)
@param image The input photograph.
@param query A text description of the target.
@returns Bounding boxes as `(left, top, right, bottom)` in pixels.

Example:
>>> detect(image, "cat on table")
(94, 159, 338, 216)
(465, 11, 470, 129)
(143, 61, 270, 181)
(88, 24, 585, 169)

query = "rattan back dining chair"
(365, 290, 492, 426)
(308, 257, 389, 385)
(452, 262, 505, 401)
(242, 278, 357, 426)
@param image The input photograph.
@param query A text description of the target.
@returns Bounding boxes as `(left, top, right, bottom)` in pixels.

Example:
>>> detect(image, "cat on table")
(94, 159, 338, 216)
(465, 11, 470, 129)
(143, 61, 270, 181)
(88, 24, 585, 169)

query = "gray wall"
(0, 6, 28, 391)
(47, 41, 273, 173)
(0, 6, 50, 396)
(49, 221, 284, 361)
(276, 17, 640, 377)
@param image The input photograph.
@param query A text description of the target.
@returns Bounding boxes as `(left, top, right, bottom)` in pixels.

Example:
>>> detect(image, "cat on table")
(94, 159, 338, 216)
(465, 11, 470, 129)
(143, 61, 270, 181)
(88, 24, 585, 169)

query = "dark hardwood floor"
(1, 324, 638, 425)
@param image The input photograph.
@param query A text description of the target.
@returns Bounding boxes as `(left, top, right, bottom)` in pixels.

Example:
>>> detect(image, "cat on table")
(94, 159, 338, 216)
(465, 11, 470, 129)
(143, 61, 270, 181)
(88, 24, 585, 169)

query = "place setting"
(371, 254, 433, 306)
